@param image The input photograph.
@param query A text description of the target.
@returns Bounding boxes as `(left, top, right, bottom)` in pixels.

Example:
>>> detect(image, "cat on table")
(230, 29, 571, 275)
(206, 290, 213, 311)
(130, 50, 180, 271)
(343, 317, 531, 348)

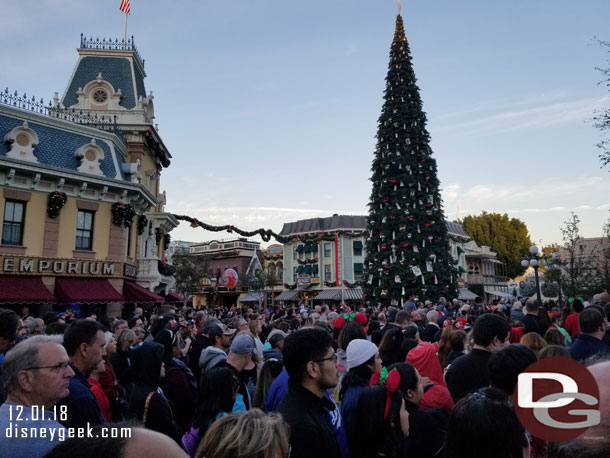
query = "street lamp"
(522, 246, 565, 305)
(522, 245, 542, 304)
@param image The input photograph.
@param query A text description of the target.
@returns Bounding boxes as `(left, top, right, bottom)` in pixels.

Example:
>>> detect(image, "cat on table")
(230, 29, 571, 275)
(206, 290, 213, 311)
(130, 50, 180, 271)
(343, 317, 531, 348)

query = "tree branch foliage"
(462, 212, 532, 279)
(594, 37, 610, 169)
(171, 252, 210, 299)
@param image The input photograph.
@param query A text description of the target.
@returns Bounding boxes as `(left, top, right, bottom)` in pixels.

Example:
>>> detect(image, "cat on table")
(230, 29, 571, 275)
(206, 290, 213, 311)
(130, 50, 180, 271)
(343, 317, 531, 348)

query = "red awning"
(0, 276, 55, 303)
(123, 281, 163, 303)
(55, 278, 125, 303)
(164, 291, 184, 303)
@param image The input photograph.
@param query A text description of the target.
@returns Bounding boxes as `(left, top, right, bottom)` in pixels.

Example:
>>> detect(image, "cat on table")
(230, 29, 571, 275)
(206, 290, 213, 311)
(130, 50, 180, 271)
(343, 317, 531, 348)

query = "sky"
(3, 0, 610, 248)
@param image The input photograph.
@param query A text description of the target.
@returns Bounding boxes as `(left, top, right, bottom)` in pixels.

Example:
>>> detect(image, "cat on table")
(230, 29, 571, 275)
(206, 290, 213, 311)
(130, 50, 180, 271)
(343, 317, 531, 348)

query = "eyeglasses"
(314, 353, 337, 364)
(26, 361, 70, 373)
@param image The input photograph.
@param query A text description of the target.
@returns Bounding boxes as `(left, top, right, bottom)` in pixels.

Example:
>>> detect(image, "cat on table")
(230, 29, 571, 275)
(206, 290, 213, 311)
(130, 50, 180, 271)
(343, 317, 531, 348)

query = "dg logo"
(514, 356, 600, 442)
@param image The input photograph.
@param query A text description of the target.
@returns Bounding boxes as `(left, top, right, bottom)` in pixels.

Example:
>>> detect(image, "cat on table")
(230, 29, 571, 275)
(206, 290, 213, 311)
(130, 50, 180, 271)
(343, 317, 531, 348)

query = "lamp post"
(543, 251, 564, 305)
(522, 246, 565, 305)
(522, 245, 542, 304)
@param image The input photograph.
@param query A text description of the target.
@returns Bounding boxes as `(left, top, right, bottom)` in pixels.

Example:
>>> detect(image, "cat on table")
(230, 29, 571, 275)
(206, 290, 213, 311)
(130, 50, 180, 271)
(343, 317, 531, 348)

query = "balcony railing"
(0, 88, 127, 146)
(80, 34, 145, 69)
(467, 274, 508, 285)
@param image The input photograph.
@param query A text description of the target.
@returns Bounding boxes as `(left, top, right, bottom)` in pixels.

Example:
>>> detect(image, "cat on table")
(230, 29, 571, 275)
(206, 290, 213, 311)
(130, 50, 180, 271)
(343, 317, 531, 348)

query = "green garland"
(112, 202, 136, 227)
(343, 280, 362, 288)
(155, 227, 164, 245)
(172, 214, 367, 243)
(297, 258, 319, 265)
(284, 283, 297, 290)
(47, 191, 67, 219)
(324, 281, 337, 287)
(138, 215, 149, 236)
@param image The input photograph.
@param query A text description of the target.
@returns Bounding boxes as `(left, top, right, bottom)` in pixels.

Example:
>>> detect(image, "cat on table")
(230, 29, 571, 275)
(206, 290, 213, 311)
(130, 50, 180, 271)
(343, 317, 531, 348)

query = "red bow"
(370, 369, 401, 419)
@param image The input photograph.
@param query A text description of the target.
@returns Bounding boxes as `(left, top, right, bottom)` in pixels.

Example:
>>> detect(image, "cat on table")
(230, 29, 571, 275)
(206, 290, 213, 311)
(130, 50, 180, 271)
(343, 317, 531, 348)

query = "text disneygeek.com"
(4, 423, 132, 441)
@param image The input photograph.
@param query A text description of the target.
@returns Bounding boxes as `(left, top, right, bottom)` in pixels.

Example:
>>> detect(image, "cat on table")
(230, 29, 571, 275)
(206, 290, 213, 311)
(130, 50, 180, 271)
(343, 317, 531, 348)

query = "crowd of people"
(0, 291, 609, 458)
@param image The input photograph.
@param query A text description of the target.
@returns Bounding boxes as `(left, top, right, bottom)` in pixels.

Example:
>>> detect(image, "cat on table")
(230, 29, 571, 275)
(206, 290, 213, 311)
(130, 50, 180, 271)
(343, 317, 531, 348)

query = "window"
(293, 246, 297, 260)
(293, 266, 298, 282)
(324, 264, 332, 282)
(324, 243, 332, 258)
(353, 240, 363, 257)
(2, 200, 25, 245)
(75, 210, 94, 251)
(92, 89, 108, 104)
(354, 263, 364, 281)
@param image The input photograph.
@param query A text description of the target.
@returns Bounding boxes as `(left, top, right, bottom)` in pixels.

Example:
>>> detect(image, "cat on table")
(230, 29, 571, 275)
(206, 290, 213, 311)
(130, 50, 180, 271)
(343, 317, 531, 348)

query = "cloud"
(435, 95, 606, 137)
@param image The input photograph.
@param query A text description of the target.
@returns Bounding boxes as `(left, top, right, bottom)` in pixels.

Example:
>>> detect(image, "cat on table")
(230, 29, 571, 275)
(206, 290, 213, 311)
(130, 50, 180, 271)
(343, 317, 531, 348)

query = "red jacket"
(565, 313, 580, 339)
(406, 342, 454, 415)
(89, 378, 113, 422)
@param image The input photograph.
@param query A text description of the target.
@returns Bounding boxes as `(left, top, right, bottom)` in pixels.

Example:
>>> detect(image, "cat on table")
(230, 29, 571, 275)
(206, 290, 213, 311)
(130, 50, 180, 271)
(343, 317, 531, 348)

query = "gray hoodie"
(199, 346, 227, 373)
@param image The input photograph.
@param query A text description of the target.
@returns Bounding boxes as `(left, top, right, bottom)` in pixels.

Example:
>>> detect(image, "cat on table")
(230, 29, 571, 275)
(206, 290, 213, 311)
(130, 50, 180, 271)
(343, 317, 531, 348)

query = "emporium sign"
(1, 255, 125, 278)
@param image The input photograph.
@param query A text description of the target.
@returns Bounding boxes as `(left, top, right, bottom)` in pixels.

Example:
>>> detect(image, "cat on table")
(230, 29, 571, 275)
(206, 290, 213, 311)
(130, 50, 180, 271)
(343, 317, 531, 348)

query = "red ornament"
(402, 243, 410, 247)
(381, 244, 388, 250)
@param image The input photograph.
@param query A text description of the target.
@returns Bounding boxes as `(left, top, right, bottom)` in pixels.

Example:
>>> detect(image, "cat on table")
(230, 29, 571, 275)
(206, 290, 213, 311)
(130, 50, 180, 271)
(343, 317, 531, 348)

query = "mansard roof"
(0, 106, 127, 180)
(62, 56, 145, 109)
(280, 215, 367, 235)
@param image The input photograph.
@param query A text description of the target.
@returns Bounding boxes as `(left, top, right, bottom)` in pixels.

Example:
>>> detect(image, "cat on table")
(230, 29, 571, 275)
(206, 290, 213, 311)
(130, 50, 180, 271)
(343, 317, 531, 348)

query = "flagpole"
(124, 12, 128, 47)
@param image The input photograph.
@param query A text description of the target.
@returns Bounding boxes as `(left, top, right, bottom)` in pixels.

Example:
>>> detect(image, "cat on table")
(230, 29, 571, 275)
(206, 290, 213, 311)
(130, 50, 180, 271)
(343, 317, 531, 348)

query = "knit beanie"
(346, 339, 378, 369)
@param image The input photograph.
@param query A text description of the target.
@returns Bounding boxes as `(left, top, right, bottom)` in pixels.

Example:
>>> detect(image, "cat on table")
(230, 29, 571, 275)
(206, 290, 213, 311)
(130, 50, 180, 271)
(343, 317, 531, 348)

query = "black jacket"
(423, 323, 440, 343)
(188, 334, 213, 385)
(521, 314, 548, 336)
(445, 348, 492, 402)
(278, 382, 341, 458)
(404, 402, 447, 458)
(129, 342, 179, 442)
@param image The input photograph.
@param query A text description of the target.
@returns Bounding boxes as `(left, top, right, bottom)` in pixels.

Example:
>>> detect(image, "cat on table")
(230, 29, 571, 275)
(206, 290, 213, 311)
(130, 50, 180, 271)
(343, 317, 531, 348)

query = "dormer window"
(92, 89, 108, 104)
(4, 121, 39, 163)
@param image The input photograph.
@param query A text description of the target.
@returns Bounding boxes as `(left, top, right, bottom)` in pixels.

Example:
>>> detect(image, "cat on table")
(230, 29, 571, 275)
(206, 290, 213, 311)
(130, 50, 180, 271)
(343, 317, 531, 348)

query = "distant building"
(464, 241, 511, 300)
(166, 240, 198, 259)
(188, 237, 263, 308)
(262, 244, 284, 303)
(277, 215, 367, 305)
(560, 236, 610, 276)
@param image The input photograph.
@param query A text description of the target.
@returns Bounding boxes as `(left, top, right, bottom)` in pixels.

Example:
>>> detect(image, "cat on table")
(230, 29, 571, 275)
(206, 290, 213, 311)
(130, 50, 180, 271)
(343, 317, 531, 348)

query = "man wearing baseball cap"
(198, 324, 235, 374)
(216, 334, 254, 410)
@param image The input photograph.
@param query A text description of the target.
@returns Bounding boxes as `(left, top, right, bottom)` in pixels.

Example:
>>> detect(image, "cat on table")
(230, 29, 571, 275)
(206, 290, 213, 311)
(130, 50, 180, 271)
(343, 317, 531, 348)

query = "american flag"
(119, 0, 130, 14)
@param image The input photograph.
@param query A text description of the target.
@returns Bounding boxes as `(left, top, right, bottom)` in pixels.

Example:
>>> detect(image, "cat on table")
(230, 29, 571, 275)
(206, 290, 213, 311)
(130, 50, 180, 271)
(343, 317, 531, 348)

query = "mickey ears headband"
(370, 368, 401, 420)
(568, 297, 584, 303)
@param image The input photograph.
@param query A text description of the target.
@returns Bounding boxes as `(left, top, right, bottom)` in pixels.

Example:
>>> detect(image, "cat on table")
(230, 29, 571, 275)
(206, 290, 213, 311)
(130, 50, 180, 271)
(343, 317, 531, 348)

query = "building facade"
(277, 215, 367, 305)
(0, 35, 178, 316)
(188, 238, 263, 308)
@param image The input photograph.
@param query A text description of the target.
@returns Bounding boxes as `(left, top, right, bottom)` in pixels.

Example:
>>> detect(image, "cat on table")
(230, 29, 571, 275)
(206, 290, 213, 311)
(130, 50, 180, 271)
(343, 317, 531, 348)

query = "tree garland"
(138, 215, 149, 236)
(297, 258, 319, 265)
(155, 227, 164, 245)
(324, 281, 337, 287)
(172, 214, 367, 243)
(47, 191, 67, 218)
(343, 280, 362, 288)
(111, 202, 136, 227)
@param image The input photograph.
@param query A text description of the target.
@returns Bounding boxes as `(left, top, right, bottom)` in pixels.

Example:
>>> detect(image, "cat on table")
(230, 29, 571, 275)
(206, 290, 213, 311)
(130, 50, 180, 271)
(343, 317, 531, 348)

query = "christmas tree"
(363, 13, 457, 306)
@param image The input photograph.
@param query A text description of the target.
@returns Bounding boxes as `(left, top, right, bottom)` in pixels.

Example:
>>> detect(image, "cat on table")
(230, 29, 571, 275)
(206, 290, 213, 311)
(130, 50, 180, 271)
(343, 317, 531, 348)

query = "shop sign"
(297, 274, 312, 289)
(1, 255, 123, 278)
(124, 263, 138, 279)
